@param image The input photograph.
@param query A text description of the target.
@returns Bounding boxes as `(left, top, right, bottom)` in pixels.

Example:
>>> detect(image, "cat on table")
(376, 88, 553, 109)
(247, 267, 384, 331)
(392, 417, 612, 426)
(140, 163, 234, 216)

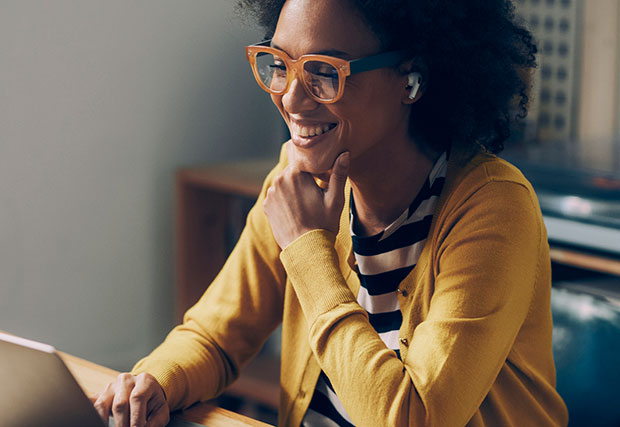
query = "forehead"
(273, 0, 381, 59)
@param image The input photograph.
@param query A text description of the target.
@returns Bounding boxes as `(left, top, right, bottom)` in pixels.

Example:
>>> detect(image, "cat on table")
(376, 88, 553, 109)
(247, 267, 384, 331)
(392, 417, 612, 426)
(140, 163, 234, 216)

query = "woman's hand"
(91, 372, 170, 427)
(263, 146, 350, 250)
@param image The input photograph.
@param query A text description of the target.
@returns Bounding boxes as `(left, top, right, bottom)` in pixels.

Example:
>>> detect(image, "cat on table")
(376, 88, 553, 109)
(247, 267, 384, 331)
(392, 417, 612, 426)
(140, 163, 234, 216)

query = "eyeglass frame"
(245, 40, 411, 104)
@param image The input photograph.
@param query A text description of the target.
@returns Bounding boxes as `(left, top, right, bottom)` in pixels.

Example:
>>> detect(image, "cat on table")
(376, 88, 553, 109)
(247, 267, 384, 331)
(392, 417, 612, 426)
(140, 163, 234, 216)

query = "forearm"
(281, 229, 423, 426)
(131, 325, 233, 411)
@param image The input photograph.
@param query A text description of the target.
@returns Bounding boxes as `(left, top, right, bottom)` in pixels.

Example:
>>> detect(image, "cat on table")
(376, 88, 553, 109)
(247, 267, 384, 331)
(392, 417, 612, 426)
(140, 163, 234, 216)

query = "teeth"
(291, 122, 335, 138)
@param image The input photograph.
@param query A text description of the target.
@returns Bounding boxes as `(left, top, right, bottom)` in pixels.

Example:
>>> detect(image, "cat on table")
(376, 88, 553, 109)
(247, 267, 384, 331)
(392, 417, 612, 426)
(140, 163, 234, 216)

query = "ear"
(398, 59, 428, 104)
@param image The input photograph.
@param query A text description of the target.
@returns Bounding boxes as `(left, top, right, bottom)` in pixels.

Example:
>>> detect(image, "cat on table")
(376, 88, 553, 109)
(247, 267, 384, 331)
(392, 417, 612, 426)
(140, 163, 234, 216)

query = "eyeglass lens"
(255, 52, 340, 101)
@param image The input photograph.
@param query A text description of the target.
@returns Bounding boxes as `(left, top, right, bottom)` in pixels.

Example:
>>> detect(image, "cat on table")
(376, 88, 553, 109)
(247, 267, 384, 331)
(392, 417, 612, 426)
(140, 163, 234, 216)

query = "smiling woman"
(93, 1, 569, 426)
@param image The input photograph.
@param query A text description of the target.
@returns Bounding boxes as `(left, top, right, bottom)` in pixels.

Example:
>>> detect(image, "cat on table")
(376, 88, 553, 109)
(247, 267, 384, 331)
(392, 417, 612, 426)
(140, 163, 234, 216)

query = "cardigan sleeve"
(131, 147, 288, 411)
(280, 177, 544, 426)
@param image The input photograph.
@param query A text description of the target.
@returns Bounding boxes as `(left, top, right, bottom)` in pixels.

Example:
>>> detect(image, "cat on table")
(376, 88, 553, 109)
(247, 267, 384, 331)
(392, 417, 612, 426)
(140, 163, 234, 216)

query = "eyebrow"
(271, 42, 351, 59)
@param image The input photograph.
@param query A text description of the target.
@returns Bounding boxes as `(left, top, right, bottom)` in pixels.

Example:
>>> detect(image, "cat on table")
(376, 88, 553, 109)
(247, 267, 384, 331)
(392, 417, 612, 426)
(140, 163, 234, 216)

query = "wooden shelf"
(178, 159, 275, 198)
(174, 158, 275, 323)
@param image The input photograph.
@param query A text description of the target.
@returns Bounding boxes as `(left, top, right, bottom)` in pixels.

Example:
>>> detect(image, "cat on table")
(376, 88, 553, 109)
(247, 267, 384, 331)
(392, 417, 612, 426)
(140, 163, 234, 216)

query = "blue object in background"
(551, 283, 620, 427)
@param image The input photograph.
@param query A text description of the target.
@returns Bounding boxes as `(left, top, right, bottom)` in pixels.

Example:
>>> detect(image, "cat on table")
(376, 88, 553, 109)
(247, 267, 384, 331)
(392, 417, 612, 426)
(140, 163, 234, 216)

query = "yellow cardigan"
(132, 144, 569, 426)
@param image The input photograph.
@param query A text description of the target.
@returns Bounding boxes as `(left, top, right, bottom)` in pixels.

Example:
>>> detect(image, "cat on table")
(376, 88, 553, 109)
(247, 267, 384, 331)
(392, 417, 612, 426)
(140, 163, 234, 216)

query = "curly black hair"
(237, 0, 537, 154)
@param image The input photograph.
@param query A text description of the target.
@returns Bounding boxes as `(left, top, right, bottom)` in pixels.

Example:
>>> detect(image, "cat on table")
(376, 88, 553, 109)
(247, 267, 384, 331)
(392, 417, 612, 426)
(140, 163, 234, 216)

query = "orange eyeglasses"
(245, 40, 409, 104)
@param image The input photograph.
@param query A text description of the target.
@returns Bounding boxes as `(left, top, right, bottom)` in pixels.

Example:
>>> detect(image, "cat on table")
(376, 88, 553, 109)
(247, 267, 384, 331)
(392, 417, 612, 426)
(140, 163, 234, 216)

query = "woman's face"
(271, 0, 413, 176)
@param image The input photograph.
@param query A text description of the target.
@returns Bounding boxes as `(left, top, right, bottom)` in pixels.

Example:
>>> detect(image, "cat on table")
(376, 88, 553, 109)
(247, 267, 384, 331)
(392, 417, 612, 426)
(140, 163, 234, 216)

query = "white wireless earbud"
(407, 72, 422, 100)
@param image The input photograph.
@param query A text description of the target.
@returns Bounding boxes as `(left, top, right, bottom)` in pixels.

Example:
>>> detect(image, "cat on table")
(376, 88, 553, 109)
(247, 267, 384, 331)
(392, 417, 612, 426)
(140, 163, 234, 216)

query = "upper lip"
(289, 119, 337, 126)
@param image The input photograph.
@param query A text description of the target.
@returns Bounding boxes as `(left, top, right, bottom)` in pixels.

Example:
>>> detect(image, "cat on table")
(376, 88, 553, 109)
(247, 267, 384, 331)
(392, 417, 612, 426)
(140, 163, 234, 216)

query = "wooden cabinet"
(175, 158, 280, 418)
(174, 158, 276, 323)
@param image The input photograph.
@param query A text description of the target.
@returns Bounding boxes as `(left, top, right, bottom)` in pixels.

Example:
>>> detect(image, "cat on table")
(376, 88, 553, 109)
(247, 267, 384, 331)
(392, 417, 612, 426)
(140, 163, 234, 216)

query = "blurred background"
(1, 0, 284, 370)
(1, 0, 619, 425)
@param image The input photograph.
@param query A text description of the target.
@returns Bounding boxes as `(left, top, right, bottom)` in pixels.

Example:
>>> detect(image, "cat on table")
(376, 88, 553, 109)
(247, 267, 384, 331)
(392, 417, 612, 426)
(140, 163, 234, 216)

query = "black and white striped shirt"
(302, 152, 448, 427)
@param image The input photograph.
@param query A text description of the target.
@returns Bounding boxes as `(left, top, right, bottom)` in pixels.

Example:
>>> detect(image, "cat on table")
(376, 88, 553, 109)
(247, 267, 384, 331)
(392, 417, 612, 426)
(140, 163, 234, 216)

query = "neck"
(349, 138, 439, 236)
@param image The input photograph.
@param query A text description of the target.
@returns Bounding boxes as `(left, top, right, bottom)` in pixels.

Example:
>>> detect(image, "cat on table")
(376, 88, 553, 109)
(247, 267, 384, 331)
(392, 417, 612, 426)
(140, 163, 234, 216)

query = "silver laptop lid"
(0, 332, 106, 427)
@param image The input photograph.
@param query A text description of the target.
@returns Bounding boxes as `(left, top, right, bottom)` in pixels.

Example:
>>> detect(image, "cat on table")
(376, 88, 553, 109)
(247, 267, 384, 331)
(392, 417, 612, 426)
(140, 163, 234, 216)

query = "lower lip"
(291, 125, 337, 149)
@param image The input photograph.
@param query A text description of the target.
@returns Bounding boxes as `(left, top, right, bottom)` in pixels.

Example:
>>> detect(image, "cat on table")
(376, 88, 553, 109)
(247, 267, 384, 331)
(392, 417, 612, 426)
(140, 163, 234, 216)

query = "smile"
(290, 122, 337, 138)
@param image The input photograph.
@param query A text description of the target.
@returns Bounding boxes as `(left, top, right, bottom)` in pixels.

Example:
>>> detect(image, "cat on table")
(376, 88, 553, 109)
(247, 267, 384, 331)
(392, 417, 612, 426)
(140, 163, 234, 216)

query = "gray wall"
(1, 1, 283, 370)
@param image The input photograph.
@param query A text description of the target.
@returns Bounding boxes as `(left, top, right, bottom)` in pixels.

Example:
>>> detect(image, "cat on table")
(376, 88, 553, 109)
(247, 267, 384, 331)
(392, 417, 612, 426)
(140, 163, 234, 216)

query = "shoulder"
(430, 146, 546, 250)
(429, 149, 549, 283)
(442, 146, 540, 212)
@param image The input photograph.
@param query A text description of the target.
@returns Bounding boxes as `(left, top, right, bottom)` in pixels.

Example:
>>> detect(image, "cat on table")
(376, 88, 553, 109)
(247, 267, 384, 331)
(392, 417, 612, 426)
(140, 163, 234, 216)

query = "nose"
(281, 72, 318, 113)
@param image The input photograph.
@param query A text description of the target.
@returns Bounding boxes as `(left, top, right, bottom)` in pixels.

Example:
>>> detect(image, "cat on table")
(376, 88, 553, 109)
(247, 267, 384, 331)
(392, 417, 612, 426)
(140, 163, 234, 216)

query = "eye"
(269, 57, 287, 74)
(304, 61, 338, 80)
(316, 65, 337, 78)
(314, 71, 337, 79)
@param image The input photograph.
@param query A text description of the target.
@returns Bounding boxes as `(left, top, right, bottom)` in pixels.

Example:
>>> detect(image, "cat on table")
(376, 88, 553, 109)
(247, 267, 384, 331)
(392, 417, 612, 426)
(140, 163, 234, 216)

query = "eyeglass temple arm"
(253, 39, 273, 47)
(348, 50, 410, 74)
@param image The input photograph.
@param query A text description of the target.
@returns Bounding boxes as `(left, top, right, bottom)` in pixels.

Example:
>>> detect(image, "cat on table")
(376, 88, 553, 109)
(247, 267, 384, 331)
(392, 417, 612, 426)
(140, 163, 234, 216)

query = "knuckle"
(135, 372, 147, 382)
(112, 399, 129, 413)
(130, 389, 145, 401)
(138, 372, 154, 385)
(118, 372, 134, 383)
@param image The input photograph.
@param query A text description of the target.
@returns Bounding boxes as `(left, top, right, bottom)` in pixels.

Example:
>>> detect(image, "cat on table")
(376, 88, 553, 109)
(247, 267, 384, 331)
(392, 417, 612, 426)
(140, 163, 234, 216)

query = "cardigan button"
(400, 337, 409, 346)
(396, 288, 408, 297)
(299, 390, 306, 399)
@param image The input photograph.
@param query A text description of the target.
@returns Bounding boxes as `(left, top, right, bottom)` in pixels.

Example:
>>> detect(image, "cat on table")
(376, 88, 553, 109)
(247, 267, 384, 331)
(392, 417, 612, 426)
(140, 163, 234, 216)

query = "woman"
(94, 0, 569, 426)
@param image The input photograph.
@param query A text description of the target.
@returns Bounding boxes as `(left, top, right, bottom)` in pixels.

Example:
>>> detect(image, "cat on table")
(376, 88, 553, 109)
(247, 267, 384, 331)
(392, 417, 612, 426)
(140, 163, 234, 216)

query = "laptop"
(0, 332, 206, 427)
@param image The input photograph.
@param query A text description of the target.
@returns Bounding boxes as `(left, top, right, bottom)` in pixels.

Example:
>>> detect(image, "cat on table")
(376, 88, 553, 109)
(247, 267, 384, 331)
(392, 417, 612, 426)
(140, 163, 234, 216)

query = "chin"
(296, 162, 329, 176)
(291, 152, 337, 176)
(287, 124, 347, 173)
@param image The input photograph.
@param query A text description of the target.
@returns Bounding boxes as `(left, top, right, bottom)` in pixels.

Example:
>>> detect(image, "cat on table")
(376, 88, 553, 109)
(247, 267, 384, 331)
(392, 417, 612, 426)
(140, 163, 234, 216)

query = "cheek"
(330, 103, 370, 140)
(355, 84, 404, 127)
(331, 98, 402, 155)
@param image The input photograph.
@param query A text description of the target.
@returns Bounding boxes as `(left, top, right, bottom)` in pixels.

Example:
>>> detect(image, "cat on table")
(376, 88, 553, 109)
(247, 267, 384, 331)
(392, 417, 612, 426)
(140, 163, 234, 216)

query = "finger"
(329, 151, 350, 185)
(93, 383, 115, 422)
(129, 379, 150, 427)
(112, 374, 135, 427)
(285, 140, 300, 170)
(145, 401, 171, 427)
(326, 152, 350, 206)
